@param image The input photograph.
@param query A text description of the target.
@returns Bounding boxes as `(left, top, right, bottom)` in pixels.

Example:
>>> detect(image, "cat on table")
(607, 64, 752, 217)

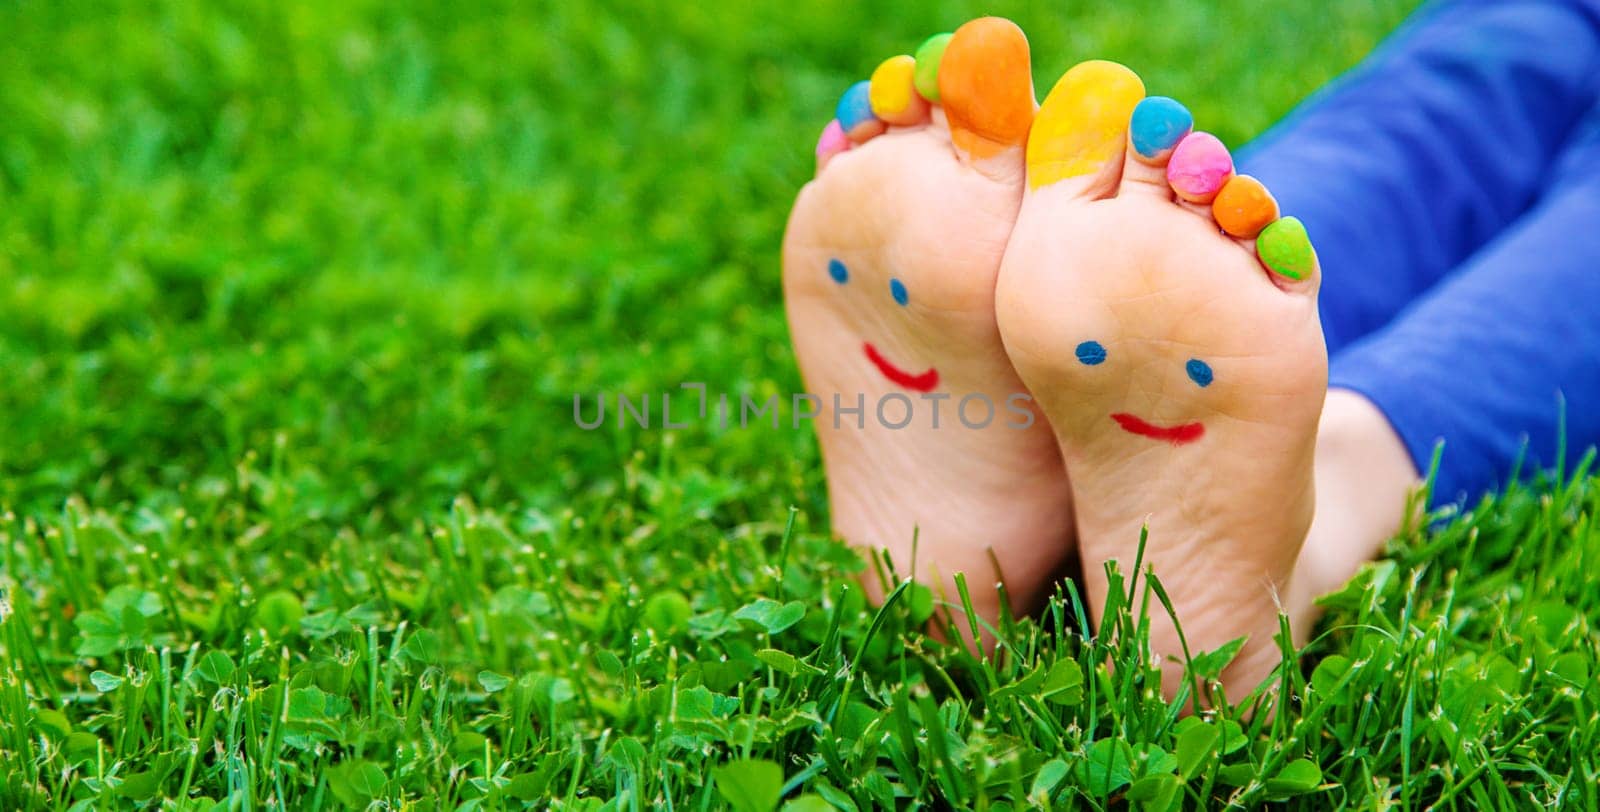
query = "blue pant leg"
(1328, 107, 1600, 504)
(1237, 0, 1600, 354)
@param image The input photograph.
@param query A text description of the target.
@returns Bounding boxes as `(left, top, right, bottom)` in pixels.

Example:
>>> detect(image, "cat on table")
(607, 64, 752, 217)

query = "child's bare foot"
(783, 19, 1072, 627)
(995, 63, 1328, 698)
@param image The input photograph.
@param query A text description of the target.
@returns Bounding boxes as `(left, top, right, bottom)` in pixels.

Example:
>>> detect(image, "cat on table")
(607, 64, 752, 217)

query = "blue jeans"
(1238, 0, 1600, 503)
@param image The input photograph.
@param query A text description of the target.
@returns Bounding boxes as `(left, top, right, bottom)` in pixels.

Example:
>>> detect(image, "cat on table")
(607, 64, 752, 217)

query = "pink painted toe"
(817, 120, 850, 157)
(816, 119, 852, 170)
(1166, 132, 1234, 204)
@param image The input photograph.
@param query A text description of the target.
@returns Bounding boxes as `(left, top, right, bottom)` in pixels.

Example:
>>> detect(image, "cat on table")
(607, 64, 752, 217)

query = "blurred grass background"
(30, 1, 1588, 809)
(0, 0, 1417, 521)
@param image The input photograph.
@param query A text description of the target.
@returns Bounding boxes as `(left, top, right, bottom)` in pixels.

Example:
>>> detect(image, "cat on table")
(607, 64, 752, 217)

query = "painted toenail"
(1257, 216, 1316, 281)
(1167, 132, 1233, 203)
(889, 277, 908, 306)
(1186, 358, 1213, 387)
(1028, 60, 1146, 188)
(870, 55, 927, 125)
(1212, 175, 1279, 238)
(940, 18, 1036, 159)
(816, 120, 849, 159)
(1075, 340, 1107, 365)
(913, 33, 952, 102)
(836, 81, 882, 141)
(828, 258, 849, 284)
(1129, 96, 1193, 158)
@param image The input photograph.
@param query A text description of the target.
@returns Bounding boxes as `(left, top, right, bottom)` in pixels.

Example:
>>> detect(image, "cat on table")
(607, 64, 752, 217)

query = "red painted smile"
(1111, 412, 1205, 445)
(864, 342, 939, 392)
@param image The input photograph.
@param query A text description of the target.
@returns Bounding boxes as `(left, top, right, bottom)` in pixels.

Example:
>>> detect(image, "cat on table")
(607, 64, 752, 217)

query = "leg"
(1239, 0, 1600, 352)
(1296, 116, 1600, 619)
(786, 19, 1076, 642)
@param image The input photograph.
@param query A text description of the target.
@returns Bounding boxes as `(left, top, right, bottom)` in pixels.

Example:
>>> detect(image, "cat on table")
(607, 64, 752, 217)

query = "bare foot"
(995, 62, 1328, 698)
(782, 19, 1073, 630)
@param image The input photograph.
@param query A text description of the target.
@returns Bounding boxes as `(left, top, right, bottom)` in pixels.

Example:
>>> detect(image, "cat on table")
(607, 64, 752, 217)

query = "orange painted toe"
(938, 17, 1035, 161)
(1211, 175, 1279, 238)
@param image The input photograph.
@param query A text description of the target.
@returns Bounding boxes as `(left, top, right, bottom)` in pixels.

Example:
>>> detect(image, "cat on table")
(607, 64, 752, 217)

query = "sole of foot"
(995, 61, 1328, 701)
(782, 18, 1074, 638)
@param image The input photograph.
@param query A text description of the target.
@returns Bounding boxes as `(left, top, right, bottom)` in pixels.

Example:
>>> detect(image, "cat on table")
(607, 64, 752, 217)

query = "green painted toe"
(1257, 216, 1315, 281)
(913, 33, 952, 103)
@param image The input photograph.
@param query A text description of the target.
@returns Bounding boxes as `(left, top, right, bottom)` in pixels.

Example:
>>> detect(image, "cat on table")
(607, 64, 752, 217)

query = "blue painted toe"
(1130, 96, 1193, 158)
(836, 81, 878, 133)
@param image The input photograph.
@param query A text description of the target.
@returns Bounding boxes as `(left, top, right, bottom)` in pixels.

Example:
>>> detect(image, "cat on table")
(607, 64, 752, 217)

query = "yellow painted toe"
(869, 54, 929, 126)
(1027, 60, 1145, 189)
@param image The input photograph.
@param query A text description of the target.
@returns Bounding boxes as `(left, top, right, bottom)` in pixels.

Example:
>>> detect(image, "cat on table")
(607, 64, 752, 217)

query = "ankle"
(1298, 388, 1421, 598)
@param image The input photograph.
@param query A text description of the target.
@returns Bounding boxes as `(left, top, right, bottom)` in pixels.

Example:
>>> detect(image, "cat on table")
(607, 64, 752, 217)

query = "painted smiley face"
(830, 258, 939, 392)
(1075, 340, 1213, 445)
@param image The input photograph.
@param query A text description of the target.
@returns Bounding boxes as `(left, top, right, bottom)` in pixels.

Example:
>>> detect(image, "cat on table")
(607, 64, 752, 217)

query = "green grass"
(2, 0, 1597, 808)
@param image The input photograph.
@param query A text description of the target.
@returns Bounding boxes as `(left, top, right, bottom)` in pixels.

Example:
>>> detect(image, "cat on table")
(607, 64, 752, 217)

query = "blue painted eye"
(828, 258, 849, 284)
(1075, 341, 1107, 366)
(889, 277, 908, 306)
(1186, 358, 1213, 387)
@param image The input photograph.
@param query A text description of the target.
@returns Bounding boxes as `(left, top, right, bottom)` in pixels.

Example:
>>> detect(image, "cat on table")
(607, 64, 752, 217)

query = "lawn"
(2, 0, 1597, 808)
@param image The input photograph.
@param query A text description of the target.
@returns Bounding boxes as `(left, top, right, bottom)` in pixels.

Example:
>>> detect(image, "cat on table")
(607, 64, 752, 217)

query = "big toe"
(937, 17, 1036, 179)
(1026, 60, 1145, 197)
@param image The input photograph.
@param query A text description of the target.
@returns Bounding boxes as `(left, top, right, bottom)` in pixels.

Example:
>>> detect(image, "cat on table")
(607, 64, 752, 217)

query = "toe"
(1026, 60, 1145, 196)
(1119, 96, 1192, 194)
(912, 33, 952, 103)
(1211, 175, 1279, 238)
(939, 17, 1036, 171)
(1166, 132, 1233, 204)
(1256, 216, 1319, 287)
(870, 54, 931, 127)
(815, 119, 851, 172)
(837, 80, 887, 143)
